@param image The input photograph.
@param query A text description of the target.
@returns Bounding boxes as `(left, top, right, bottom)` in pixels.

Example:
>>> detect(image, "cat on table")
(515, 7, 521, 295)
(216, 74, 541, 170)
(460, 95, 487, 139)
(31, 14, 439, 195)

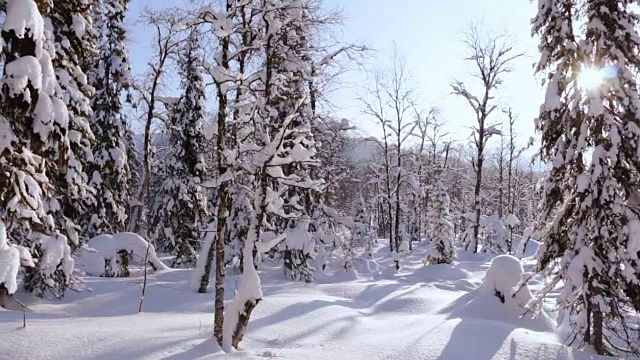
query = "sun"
(578, 66, 605, 90)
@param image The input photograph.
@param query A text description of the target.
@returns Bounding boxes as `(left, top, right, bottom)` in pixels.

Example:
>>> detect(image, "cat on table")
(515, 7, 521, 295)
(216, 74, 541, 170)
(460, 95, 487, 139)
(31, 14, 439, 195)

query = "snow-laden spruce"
(352, 194, 374, 259)
(531, 0, 640, 354)
(426, 180, 455, 264)
(0, 0, 93, 297)
(46, 0, 97, 247)
(85, 0, 134, 237)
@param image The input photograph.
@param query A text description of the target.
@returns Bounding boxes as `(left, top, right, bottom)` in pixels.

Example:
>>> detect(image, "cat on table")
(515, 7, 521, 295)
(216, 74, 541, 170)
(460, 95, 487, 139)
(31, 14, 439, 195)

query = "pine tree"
(427, 180, 455, 264)
(151, 34, 208, 268)
(531, 0, 640, 354)
(85, 0, 133, 237)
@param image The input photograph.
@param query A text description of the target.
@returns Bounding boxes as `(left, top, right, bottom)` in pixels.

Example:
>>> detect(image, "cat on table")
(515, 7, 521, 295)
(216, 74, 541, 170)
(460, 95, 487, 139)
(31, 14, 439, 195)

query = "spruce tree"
(426, 180, 455, 264)
(531, 0, 640, 354)
(47, 0, 97, 246)
(353, 194, 373, 258)
(86, 0, 133, 237)
(151, 34, 208, 268)
(265, 2, 319, 282)
(1, 0, 57, 240)
(0, 0, 81, 297)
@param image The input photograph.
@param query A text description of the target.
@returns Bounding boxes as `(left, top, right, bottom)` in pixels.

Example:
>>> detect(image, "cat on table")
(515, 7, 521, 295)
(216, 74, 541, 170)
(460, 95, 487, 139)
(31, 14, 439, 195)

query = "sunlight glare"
(578, 67, 605, 90)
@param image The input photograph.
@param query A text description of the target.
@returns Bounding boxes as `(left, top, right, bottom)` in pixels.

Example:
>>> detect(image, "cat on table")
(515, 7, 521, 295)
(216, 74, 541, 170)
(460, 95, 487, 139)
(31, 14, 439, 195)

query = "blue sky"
(127, 0, 542, 146)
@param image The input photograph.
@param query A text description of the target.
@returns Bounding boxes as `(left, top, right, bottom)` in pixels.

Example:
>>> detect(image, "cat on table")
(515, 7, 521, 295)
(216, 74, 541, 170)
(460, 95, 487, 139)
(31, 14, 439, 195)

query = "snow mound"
(439, 254, 553, 332)
(445, 288, 554, 332)
(331, 268, 359, 282)
(411, 262, 472, 282)
(79, 233, 169, 276)
(483, 255, 532, 306)
(374, 293, 439, 315)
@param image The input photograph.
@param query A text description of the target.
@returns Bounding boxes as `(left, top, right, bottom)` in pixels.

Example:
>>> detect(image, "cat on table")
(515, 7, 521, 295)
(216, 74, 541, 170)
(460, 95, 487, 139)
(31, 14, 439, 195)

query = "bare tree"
(451, 25, 523, 253)
(493, 130, 506, 219)
(359, 46, 417, 268)
(424, 111, 449, 223)
(129, 8, 188, 235)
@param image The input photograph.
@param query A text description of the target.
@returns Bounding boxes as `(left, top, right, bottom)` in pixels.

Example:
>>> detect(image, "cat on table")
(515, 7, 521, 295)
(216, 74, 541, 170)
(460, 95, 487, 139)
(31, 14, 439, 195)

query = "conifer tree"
(531, 0, 640, 354)
(151, 33, 208, 268)
(426, 180, 455, 264)
(0, 0, 81, 297)
(47, 0, 97, 246)
(86, 0, 133, 237)
(353, 194, 373, 258)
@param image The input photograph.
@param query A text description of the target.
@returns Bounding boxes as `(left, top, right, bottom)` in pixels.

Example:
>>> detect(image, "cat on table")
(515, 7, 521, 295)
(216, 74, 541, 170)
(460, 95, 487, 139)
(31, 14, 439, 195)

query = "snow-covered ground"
(0, 241, 611, 360)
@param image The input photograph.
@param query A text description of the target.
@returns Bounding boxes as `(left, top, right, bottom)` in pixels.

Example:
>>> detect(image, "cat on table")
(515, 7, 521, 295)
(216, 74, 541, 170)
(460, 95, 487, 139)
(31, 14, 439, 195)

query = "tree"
(352, 194, 374, 258)
(360, 47, 417, 268)
(46, 0, 97, 247)
(0, 0, 83, 297)
(451, 25, 522, 253)
(530, 0, 640, 354)
(129, 8, 188, 237)
(150, 32, 208, 268)
(426, 180, 455, 264)
(86, 0, 134, 237)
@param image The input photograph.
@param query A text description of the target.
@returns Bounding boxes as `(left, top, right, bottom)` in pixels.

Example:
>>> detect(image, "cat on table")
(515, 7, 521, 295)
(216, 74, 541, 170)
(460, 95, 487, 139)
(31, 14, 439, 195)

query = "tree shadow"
(160, 336, 222, 360)
(438, 318, 514, 359)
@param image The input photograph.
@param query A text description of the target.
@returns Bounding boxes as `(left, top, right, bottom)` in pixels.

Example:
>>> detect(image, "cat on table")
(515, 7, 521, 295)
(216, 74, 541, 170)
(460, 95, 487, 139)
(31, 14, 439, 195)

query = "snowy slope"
(0, 242, 614, 360)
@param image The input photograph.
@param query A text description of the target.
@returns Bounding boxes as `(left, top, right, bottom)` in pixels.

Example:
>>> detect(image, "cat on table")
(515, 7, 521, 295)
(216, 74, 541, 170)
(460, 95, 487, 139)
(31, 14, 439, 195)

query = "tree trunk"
(213, 184, 227, 344)
(472, 150, 484, 253)
(212, 26, 231, 345)
(0, 285, 7, 308)
(592, 305, 606, 355)
(231, 298, 261, 349)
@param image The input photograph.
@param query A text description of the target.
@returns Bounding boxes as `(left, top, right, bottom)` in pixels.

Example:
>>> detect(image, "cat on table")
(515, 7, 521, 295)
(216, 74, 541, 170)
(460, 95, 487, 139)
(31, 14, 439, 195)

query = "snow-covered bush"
(483, 255, 532, 307)
(282, 216, 315, 282)
(81, 233, 169, 277)
(460, 213, 508, 253)
(24, 233, 75, 298)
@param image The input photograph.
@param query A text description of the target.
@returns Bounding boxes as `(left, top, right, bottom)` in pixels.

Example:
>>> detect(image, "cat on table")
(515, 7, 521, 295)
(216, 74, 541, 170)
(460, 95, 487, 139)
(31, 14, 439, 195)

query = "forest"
(1, 0, 640, 359)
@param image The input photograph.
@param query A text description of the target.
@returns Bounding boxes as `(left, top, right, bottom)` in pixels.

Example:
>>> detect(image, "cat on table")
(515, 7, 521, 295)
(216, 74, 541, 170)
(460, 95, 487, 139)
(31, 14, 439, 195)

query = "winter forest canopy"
(2, 0, 640, 358)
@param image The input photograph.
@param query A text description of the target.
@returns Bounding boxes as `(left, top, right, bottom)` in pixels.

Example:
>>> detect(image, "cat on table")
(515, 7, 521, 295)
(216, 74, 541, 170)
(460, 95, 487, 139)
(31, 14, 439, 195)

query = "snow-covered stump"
(483, 255, 532, 307)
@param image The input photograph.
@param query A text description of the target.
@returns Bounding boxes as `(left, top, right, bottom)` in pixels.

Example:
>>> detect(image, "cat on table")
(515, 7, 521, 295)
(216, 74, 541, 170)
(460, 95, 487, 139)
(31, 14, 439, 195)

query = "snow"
(190, 223, 216, 292)
(4, 0, 45, 46)
(0, 222, 21, 295)
(79, 233, 170, 276)
(38, 233, 74, 282)
(483, 255, 533, 308)
(0, 242, 609, 360)
(506, 213, 520, 227)
(4, 56, 43, 96)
